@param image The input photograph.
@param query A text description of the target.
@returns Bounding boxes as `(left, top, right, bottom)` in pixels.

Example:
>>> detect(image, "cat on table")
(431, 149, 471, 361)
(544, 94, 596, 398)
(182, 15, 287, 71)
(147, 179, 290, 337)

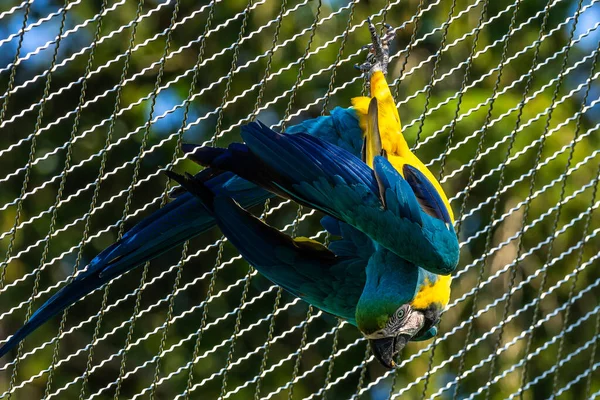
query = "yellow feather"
(410, 275, 452, 310)
(351, 71, 455, 221)
(352, 71, 456, 312)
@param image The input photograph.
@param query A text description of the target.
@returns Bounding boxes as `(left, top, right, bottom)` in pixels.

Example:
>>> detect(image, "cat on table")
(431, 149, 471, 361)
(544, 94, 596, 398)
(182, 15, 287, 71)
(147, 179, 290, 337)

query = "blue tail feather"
(0, 274, 104, 359)
(0, 172, 270, 358)
(0, 107, 369, 358)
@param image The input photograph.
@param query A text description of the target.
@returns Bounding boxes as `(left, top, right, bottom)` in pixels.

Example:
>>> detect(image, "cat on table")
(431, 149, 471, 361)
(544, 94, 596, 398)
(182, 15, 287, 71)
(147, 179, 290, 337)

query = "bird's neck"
(355, 249, 419, 333)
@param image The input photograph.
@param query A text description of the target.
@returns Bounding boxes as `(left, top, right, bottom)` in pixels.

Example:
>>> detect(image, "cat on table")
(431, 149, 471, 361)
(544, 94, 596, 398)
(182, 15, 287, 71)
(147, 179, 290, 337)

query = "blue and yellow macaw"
(166, 170, 446, 368)
(0, 21, 458, 368)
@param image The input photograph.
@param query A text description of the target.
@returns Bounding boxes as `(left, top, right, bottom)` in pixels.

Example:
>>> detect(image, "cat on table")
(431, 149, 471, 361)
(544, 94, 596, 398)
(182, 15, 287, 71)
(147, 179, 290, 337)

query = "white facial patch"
(397, 311, 425, 338)
(362, 310, 425, 340)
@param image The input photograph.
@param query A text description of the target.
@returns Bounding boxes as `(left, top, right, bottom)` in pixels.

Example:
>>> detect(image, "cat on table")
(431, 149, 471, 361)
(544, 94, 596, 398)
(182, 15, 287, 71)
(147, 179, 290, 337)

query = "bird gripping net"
(0, 0, 598, 399)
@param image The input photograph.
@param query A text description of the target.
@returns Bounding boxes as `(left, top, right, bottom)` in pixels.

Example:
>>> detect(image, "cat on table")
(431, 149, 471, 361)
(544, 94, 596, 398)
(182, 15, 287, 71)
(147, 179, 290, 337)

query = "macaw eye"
(388, 305, 410, 329)
(395, 308, 406, 321)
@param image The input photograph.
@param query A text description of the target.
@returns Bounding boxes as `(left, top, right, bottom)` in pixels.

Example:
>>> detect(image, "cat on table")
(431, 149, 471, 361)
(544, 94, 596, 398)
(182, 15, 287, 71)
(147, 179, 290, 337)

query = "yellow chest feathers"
(411, 275, 452, 310)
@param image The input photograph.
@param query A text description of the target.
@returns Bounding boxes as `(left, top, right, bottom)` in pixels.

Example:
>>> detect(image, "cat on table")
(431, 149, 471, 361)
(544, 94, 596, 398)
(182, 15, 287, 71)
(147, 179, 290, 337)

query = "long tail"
(0, 274, 106, 358)
(0, 107, 364, 358)
(0, 171, 269, 358)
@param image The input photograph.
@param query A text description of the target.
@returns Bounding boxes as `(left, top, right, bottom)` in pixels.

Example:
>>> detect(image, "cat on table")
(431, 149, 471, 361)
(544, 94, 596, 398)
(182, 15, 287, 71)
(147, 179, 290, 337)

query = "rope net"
(0, 0, 598, 398)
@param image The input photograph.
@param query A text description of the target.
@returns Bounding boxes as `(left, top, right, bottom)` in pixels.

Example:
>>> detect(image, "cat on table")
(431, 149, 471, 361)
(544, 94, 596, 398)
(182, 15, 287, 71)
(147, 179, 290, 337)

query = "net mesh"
(0, 0, 599, 398)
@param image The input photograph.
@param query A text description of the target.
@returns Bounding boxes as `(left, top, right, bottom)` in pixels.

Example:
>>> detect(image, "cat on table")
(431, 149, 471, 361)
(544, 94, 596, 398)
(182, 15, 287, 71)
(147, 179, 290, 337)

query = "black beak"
(370, 334, 411, 369)
(370, 337, 395, 368)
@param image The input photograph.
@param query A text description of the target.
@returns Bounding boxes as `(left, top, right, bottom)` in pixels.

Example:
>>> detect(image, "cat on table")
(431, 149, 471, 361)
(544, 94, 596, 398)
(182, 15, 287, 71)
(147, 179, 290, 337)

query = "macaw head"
(355, 252, 448, 368)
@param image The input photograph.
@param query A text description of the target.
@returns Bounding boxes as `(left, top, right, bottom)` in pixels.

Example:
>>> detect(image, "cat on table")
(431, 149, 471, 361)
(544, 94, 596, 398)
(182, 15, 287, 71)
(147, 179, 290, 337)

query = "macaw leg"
(355, 17, 396, 76)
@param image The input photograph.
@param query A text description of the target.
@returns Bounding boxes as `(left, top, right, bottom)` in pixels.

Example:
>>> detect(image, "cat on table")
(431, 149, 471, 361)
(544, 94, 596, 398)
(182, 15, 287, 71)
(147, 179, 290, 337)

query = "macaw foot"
(355, 17, 396, 76)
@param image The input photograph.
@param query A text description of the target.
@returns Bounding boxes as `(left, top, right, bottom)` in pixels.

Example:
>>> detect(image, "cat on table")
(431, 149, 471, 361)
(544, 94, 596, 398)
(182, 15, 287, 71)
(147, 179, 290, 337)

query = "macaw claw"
(355, 17, 396, 76)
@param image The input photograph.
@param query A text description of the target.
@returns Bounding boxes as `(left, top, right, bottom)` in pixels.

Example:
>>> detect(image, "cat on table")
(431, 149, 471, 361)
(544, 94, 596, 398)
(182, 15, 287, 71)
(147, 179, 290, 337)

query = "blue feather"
(320, 215, 342, 236)
(209, 191, 367, 323)
(241, 121, 378, 194)
(403, 164, 452, 225)
(0, 172, 269, 358)
(373, 156, 423, 227)
(285, 107, 363, 156)
(0, 108, 371, 357)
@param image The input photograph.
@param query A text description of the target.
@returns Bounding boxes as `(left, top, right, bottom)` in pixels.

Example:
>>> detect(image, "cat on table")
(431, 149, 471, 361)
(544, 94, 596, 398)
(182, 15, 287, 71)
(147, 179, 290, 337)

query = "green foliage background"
(0, 0, 598, 398)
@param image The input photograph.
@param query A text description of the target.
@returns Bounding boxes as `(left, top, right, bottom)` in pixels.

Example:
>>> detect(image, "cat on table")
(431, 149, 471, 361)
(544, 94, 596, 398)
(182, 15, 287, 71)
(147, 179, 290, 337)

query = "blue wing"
(402, 165, 452, 226)
(165, 171, 371, 324)
(285, 107, 364, 157)
(185, 121, 459, 276)
(0, 109, 364, 358)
